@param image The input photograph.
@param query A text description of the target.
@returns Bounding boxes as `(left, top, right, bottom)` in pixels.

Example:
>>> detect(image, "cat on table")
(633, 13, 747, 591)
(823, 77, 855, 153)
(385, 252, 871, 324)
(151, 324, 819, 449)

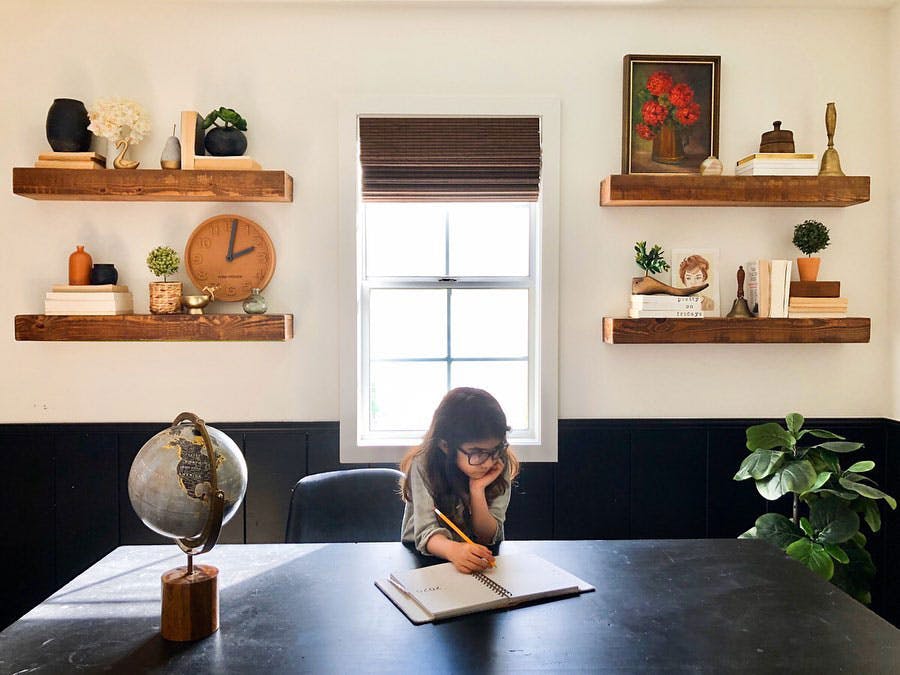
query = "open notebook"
(376, 553, 595, 624)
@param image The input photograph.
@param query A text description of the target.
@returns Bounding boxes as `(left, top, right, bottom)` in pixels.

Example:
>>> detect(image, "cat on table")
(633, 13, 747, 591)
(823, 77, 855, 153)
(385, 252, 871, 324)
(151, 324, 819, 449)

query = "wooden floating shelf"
(599, 175, 870, 207)
(12, 168, 293, 202)
(15, 314, 294, 341)
(602, 317, 870, 344)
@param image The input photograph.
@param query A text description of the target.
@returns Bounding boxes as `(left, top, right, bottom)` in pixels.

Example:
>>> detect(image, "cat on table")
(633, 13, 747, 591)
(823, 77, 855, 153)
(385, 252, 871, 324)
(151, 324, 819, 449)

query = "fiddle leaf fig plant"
(735, 413, 896, 604)
(634, 241, 670, 276)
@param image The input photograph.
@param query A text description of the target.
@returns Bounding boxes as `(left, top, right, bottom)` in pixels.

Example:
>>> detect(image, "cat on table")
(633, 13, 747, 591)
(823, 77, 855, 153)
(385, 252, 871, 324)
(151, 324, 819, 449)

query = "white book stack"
(628, 294, 703, 318)
(44, 285, 134, 315)
(787, 297, 849, 318)
(735, 153, 818, 176)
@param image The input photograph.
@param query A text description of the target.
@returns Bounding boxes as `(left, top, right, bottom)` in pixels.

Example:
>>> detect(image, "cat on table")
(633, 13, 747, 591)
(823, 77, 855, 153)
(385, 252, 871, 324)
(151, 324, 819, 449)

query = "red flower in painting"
(645, 71, 674, 97)
(668, 82, 694, 108)
(641, 100, 668, 126)
(635, 123, 655, 140)
(675, 102, 701, 126)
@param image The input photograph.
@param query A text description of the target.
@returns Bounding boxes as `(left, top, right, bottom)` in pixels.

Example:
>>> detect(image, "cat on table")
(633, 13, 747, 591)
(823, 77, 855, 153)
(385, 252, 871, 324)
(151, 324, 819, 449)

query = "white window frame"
(338, 96, 560, 463)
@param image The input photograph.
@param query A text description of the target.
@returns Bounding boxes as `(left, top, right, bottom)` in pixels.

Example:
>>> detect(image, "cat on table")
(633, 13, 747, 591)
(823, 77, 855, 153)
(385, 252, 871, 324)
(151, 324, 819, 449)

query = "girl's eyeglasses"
(457, 441, 509, 466)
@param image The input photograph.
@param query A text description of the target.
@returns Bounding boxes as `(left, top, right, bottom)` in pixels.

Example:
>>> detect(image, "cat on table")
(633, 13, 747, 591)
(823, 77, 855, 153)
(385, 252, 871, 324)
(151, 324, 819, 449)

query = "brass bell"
(727, 266, 755, 319)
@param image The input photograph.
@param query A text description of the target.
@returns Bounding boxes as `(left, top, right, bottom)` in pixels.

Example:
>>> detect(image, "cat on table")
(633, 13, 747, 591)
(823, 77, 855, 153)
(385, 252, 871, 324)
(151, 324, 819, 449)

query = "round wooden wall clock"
(184, 214, 276, 302)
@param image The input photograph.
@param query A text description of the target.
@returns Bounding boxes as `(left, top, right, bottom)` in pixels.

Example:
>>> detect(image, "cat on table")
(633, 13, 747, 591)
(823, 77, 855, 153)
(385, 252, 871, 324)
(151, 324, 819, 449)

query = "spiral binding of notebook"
(473, 572, 513, 598)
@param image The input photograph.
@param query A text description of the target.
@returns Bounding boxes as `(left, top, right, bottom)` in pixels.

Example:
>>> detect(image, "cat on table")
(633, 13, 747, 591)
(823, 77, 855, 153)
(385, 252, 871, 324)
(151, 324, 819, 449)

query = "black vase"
(46, 98, 92, 152)
(90, 264, 118, 285)
(204, 127, 247, 156)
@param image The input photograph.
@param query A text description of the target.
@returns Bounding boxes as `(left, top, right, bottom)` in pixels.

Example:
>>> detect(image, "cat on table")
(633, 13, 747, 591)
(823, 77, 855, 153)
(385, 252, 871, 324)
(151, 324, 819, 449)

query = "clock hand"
(230, 245, 256, 260)
(226, 219, 238, 261)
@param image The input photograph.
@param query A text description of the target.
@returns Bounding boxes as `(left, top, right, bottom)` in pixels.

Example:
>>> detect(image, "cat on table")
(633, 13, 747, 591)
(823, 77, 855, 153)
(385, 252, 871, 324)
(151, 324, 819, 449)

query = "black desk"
(1, 540, 898, 673)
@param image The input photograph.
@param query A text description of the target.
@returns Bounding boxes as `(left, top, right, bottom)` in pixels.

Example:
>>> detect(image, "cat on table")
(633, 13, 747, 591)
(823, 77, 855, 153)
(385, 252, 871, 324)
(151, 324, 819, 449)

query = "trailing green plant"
(634, 241, 670, 276)
(734, 413, 895, 604)
(792, 219, 830, 256)
(202, 106, 248, 131)
(146, 246, 180, 281)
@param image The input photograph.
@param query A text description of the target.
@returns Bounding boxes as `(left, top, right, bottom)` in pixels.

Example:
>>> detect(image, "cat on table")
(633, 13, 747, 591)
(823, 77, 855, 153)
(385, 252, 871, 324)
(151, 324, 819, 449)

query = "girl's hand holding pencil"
(435, 507, 496, 573)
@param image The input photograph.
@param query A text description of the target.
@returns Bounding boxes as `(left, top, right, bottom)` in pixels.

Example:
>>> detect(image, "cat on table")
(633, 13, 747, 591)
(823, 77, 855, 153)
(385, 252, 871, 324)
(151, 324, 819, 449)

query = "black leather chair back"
(284, 468, 405, 543)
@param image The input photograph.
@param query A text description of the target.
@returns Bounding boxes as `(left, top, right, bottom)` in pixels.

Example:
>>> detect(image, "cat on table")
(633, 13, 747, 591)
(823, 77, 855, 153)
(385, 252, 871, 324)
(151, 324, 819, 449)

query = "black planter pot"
(90, 264, 118, 285)
(204, 126, 247, 156)
(46, 98, 92, 152)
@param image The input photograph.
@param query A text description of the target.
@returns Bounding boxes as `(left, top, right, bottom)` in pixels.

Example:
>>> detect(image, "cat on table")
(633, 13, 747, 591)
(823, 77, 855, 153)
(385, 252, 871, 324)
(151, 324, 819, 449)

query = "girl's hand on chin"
(470, 459, 504, 492)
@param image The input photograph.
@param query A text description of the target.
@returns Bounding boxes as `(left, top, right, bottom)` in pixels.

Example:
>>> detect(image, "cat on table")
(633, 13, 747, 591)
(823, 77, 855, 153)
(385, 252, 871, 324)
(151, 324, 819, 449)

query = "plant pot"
(149, 281, 183, 314)
(796, 257, 821, 282)
(204, 127, 247, 156)
(90, 264, 118, 285)
(46, 98, 92, 152)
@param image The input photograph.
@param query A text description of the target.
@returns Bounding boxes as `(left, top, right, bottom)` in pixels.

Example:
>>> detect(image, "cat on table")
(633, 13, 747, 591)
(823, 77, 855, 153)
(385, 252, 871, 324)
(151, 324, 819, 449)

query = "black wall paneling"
(2, 417, 897, 631)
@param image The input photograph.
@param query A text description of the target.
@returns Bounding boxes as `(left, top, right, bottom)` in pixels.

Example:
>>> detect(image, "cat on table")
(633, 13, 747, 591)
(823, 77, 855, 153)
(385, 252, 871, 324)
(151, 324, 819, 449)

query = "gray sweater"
(401, 453, 510, 555)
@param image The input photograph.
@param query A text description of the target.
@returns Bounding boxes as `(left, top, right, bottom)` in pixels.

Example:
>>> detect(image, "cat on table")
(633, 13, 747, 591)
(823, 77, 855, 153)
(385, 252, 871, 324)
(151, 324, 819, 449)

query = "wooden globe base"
(161, 564, 219, 641)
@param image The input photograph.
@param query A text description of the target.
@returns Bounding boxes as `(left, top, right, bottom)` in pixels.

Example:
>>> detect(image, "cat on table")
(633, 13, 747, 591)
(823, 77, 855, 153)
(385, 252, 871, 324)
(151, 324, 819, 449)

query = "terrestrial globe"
(128, 415, 247, 543)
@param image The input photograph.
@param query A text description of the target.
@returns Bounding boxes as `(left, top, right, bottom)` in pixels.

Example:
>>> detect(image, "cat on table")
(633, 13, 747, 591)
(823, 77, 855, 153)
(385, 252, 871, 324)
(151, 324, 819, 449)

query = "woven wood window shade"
(359, 117, 541, 202)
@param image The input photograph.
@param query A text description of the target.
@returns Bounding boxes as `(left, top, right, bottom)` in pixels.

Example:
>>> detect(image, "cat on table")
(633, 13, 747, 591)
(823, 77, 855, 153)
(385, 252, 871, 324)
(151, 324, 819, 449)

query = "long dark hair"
(400, 387, 520, 517)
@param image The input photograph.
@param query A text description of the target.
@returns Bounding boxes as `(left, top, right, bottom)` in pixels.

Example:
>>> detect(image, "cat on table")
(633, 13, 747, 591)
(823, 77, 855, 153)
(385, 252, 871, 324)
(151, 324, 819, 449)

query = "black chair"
(284, 468, 405, 543)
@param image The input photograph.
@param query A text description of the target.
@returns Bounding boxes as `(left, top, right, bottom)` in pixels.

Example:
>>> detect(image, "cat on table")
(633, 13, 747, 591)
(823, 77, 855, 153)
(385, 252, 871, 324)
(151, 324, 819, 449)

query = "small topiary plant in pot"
(734, 413, 895, 604)
(202, 107, 248, 156)
(792, 219, 830, 281)
(146, 245, 182, 314)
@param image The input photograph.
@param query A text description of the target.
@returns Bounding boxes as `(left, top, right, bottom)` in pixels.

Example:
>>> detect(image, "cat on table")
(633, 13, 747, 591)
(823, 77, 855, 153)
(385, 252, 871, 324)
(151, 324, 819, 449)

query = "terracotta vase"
(796, 257, 821, 282)
(652, 120, 685, 164)
(68, 245, 92, 285)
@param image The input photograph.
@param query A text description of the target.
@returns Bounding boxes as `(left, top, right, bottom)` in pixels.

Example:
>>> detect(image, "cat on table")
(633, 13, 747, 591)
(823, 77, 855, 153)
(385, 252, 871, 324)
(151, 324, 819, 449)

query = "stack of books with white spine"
(787, 296, 848, 318)
(44, 284, 133, 315)
(34, 152, 107, 170)
(735, 153, 818, 176)
(629, 295, 703, 318)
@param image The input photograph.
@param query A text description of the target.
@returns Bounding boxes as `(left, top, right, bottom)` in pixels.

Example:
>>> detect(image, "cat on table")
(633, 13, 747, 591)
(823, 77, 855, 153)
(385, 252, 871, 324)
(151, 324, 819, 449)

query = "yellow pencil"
(434, 507, 496, 567)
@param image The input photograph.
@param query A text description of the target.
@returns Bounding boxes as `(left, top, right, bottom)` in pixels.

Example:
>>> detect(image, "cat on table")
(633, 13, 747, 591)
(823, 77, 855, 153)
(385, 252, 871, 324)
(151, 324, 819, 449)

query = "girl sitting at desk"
(400, 387, 520, 574)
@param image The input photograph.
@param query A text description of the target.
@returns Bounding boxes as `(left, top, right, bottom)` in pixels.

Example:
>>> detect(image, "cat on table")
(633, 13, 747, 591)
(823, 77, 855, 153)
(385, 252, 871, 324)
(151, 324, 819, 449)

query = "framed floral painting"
(622, 54, 721, 174)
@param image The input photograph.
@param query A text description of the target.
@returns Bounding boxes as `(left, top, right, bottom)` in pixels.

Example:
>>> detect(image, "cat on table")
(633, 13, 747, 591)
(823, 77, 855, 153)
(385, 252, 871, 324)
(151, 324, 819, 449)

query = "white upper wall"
(0, 1, 890, 423)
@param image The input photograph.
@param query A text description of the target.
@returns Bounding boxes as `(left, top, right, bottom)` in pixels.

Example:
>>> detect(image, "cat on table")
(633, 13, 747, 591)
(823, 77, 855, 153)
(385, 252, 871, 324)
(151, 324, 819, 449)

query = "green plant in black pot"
(734, 413, 895, 604)
(792, 219, 830, 281)
(202, 107, 248, 156)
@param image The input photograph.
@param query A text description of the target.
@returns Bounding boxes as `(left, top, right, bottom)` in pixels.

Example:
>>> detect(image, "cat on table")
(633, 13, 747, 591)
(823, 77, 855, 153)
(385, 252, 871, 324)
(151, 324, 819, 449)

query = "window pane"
(451, 289, 528, 358)
(451, 361, 528, 430)
(370, 289, 447, 359)
(448, 204, 529, 277)
(365, 204, 446, 277)
(370, 362, 446, 431)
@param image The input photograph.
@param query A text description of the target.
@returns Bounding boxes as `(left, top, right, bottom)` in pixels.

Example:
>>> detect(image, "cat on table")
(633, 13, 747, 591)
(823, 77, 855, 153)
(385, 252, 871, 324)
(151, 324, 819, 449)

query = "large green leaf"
(830, 540, 876, 605)
(786, 538, 834, 580)
(804, 428, 845, 440)
(861, 498, 882, 533)
(746, 422, 795, 452)
(817, 488, 858, 501)
(785, 413, 804, 435)
(823, 543, 850, 564)
(810, 498, 859, 544)
(804, 471, 832, 494)
(799, 517, 814, 538)
(755, 460, 817, 500)
(752, 513, 803, 549)
(838, 478, 898, 509)
(846, 460, 875, 473)
(734, 449, 785, 481)
(813, 441, 864, 454)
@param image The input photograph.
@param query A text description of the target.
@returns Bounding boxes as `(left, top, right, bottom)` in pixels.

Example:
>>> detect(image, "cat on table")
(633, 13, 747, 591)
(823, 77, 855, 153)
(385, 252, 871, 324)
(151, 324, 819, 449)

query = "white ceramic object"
(700, 156, 723, 176)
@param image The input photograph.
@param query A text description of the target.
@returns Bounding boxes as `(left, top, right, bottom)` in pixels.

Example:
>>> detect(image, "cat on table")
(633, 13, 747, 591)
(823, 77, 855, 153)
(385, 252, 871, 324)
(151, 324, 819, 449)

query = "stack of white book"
(44, 284, 133, 315)
(735, 153, 818, 176)
(745, 260, 793, 317)
(629, 295, 703, 318)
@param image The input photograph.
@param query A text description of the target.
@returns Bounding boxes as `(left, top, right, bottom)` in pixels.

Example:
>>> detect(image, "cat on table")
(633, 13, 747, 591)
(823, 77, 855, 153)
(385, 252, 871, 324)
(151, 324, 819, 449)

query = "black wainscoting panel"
(307, 423, 342, 475)
(210, 425, 247, 545)
(1, 430, 55, 629)
(630, 427, 707, 539)
(54, 431, 119, 587)
(555, 424, 630, 539)
(505, 461, 555, 540)
(707, 426, 769, 538)
(243, 429, 307, 543)
(883, 420, 900, 628)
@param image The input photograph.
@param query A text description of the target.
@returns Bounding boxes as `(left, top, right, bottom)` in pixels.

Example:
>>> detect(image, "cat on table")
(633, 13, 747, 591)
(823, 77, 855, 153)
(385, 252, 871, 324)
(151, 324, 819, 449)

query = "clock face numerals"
(185, 215, 276, 302)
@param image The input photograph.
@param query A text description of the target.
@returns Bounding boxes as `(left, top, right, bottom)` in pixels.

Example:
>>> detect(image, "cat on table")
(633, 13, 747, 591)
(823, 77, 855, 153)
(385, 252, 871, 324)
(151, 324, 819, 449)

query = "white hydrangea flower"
(87, 97, 151, 144)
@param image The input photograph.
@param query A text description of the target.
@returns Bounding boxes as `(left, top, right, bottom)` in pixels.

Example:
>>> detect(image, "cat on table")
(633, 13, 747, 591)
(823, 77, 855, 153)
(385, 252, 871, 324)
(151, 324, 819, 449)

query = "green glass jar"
(242, 288, 267, 315)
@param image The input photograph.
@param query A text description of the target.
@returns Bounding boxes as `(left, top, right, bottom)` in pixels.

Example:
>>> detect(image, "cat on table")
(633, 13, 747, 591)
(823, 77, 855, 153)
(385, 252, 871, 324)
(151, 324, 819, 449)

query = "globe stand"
(160, 412, 227, 642)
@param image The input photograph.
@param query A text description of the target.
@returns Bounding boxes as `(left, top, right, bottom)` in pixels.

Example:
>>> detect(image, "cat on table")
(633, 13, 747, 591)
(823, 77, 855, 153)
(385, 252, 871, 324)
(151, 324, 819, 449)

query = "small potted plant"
(632, 241, 707, 295)
(792, 219, 830, 281)
(146, 246, 182, 314)
(202, 107, 248, 156)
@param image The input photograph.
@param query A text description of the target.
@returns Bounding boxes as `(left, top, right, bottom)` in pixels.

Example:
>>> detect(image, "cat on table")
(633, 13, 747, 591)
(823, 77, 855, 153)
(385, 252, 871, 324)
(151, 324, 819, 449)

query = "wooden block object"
(193, 156, 261, 170)
(161, 564, 219, 642)
(180, 111, 205, 170)
(790, 281, 840, 298)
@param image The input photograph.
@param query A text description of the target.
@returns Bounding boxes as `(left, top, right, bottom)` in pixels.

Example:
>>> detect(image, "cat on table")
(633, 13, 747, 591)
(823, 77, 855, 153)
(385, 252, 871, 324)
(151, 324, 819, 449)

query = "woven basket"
(149, 282, 183, 314)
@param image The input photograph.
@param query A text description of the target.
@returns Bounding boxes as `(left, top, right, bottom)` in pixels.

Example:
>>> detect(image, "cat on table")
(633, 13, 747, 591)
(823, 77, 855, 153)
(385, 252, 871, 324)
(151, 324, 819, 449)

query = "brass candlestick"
(819, 102, 845, 176)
